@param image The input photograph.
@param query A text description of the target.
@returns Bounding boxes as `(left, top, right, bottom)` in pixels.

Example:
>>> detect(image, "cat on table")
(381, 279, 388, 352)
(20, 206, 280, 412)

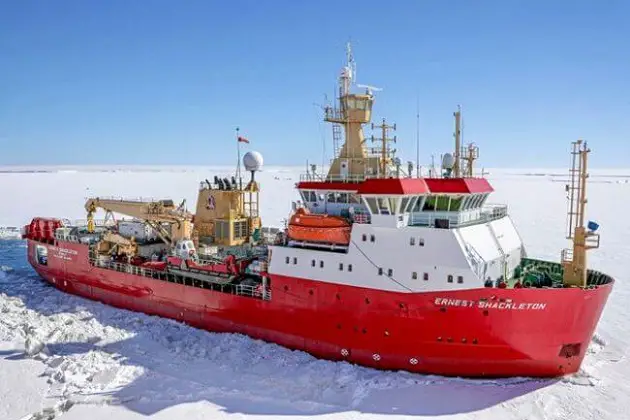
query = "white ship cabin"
(296, 177, 496, 229)
(269, 177, 524, 293)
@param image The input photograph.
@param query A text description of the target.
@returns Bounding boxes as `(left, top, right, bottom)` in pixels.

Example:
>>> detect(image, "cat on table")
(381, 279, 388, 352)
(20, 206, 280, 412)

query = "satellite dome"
(442, 153, 455, 169)
(243, 151, 264, 172)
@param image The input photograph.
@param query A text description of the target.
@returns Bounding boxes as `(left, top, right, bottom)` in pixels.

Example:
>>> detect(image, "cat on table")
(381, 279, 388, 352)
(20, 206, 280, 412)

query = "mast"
(323, 43, 380, 181)
(371, 118, 396, 178)
(462, 143, 479, 177)
(416, 94, 420, 178)
(562, 140, 600, 287)
(453, 105, 462, 178)
(236, 127, 242, 189)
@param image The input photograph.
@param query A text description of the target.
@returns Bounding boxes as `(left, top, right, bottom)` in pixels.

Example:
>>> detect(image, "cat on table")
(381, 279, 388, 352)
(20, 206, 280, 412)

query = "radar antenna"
(357, 84, 382, 95)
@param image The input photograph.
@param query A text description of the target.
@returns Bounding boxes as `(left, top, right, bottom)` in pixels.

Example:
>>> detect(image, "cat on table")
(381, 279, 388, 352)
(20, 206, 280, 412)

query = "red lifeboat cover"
(287, 208, 351, 245)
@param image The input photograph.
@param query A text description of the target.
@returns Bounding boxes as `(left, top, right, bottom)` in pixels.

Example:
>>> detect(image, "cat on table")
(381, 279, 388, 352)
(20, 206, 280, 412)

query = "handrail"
(298, 173, 380, 183)
(88, 256, 272, 301)
(409, 204, 508, 228)
(90, 196, 167, 204)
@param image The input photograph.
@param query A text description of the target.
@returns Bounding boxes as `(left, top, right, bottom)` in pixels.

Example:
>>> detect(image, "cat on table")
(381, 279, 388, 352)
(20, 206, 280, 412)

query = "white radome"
(442, 152, 455, 169)
(243, 151, 264, 172)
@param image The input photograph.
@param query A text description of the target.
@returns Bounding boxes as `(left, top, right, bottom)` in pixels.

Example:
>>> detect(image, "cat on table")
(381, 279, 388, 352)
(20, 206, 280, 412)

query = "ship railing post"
(262, 275, 269, 300)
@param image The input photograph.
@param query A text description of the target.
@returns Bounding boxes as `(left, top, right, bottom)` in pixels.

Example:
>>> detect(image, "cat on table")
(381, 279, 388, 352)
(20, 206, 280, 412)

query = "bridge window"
(349, 194, 361, 204)
(389, 197, 400, 214)
(300, 191, 316, 202)
(364, 197, 378, 214)
(435, 196, 450, 211)
(400, 197, 410, 214)
(327, 192, 349, 204)
(376, 197, 391, 215)
(423, 196, 436, 211)
(449, 196, 464, 211)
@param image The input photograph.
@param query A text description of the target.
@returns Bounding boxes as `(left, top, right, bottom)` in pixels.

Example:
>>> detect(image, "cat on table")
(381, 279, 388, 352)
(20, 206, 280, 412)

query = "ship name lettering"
(434, 297, 546, 311)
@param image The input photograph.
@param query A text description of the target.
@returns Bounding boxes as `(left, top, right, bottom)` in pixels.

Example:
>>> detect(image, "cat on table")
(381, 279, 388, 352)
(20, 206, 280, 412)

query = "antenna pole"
(236, 127, 243, 189)
(416, 94, 420, 178)
(453, 105, 462, 178)
(371, 118, 396, 178)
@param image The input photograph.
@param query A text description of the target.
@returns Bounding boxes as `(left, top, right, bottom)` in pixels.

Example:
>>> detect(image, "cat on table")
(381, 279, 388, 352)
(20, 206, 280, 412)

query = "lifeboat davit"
(287, 208, 351, 245)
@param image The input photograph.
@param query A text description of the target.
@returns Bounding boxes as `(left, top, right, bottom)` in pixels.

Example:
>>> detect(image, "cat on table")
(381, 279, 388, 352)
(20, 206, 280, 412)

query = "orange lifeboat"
(287, 208, 351, 246)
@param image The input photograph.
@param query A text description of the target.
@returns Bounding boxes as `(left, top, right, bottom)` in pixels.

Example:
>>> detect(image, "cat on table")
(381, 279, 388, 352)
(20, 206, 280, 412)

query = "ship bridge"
(295, 176, 500, 230)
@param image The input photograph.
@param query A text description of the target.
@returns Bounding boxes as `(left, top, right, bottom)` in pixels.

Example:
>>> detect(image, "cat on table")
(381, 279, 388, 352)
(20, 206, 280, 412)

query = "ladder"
(565, 142, 581, 240)
(332, 123, 343, 158)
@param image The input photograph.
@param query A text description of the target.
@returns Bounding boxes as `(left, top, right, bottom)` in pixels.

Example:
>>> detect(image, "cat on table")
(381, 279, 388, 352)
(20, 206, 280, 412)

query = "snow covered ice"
(0, 166, 628, 419)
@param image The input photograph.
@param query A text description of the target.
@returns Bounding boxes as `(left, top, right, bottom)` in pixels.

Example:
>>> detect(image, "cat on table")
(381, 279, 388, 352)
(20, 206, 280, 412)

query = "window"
(436, 196, 450, 211)
(400, 197, 410, 214)
(412, 272, 418, 280)
(410, 237, 415, 246)
(320, 260, 324, 268)
(447, 275, 454, 283)
(423, 196, 436, 211)
(419, 238, 425, 247)
(423, 272, 429, 281)
(449, 196, 463, 211)
(457, 275, 464, 284)
(349, 193, 361, 204)
(378, 267, 383, 275)
(362, 234, 367, 242)
(285, 256, 290, 264)
(293, 257, 297, 265)
(348, 264, 353, 272)
(479, 194, 488, 207)
(411, 196, 424, 212)
(311, 259, 316, 267)
(387, 268, 393, 276)
(339, 263, 343, 271)
(370, 234, 375, 242)
(376, 197, 390, 215)
(364, 197, 378, 214)
(388, 197, 400, 214)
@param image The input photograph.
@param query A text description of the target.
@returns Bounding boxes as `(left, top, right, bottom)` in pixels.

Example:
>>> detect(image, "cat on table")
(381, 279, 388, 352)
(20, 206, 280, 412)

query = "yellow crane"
(85, 197, 193, 245)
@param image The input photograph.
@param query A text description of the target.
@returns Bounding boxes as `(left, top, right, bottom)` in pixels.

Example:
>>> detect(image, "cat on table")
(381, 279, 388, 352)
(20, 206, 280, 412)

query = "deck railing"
(409, 204, 509, 228)
(88, 255, 271, 301)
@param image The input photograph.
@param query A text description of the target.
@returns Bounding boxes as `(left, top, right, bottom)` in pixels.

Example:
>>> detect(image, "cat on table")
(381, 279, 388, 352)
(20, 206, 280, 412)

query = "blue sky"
(1, 1, 628, 168)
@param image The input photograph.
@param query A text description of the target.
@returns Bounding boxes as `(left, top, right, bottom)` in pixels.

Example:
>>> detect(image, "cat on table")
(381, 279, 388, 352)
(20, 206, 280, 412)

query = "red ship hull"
(27, 239, 613, 378)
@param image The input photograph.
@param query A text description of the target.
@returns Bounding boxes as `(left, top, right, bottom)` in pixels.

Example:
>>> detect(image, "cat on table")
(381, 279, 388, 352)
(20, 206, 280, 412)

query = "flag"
(238, 136, 249, 143)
